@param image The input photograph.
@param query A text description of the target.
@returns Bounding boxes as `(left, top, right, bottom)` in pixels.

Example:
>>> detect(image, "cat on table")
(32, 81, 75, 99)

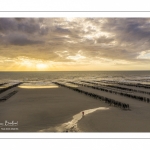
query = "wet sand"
(1, 81, 150, 132)
(40, 107, 109, 132)
(0, 86, 108, 132)
(78, 106, 150, 132)
(76, 85, 150, 132)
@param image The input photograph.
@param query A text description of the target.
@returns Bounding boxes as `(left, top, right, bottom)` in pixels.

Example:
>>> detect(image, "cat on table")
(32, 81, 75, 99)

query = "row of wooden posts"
(69, 81, 150, 103)
(0, 83, 7, 86)
(81, 81, 150, 95)
(0, 90, 18, 101)
(101, 80, 150, 89)
(53, 82, 130, 110)
(127, 79, 150, 82)
(0, 82, 22, 94)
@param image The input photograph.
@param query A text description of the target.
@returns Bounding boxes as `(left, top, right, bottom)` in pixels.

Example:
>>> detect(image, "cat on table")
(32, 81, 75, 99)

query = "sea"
(0, 71, 150, 85)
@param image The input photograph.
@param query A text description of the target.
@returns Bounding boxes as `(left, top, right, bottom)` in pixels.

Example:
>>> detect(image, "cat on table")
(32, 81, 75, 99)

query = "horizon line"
(0, 70, 150, 72)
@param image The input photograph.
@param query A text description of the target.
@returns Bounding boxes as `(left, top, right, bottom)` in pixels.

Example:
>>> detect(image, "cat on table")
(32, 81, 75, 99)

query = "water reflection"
(18, 85, 58, 89)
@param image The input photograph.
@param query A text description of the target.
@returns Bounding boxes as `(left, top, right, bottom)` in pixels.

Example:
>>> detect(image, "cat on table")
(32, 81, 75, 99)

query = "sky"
(0, 18, 150, 71)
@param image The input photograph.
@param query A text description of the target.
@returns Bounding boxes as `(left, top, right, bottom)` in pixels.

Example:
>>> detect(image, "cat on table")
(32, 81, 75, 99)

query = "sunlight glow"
(0, 54, 148, 71)
(36, 63, 48, 70)
(66, 54, 86, 61)
(16, 57, 49, 71)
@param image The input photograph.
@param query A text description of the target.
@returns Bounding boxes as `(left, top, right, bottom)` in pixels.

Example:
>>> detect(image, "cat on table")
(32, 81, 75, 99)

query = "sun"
(16, 57, 50, 71)
(36, 63, 48, 70)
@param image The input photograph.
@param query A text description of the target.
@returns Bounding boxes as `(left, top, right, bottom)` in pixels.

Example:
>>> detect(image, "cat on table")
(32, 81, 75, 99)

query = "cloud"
(96, 36, 114, 43)
(2, 32, 43, 46)
(54, 27, 71, 35)
(101, 18, 150, 49)
(0, 18, 49, 46)
(1, 18, 150, 70)
(0, 18, 49, 34)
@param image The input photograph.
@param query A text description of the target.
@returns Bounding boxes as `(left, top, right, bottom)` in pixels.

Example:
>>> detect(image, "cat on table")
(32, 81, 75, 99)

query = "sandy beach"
(78, 106, 150, 132)
(0, 84, 108, 132)
(1, 80, 150, 132)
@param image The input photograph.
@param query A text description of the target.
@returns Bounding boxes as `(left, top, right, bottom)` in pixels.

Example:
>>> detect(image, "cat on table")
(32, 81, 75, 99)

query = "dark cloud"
(6, 33, 44, 46)
(101, 18, 150, 49)
(0, 18, 49, 46)
(0, 18, 49, 35)
(0, 18, 16, 33)
(54, 27, 71, 35)
(96, 36, 114, 43)
(15, 18, 25, 21)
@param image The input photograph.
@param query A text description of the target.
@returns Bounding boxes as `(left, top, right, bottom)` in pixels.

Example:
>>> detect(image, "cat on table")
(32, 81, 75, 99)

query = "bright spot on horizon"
(36, 63, 48, 70)
(16, 57, 49, 71)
